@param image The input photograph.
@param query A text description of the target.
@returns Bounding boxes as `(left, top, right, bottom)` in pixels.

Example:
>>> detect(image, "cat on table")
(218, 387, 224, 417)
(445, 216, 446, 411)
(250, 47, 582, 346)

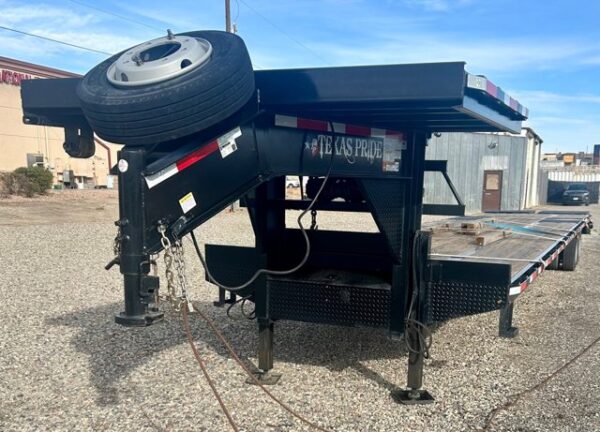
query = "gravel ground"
(0, 191, 599, 431)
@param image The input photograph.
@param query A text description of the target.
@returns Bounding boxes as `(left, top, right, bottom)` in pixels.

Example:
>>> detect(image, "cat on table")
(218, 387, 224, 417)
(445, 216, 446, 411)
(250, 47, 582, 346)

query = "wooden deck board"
(425, 211, 590, 280)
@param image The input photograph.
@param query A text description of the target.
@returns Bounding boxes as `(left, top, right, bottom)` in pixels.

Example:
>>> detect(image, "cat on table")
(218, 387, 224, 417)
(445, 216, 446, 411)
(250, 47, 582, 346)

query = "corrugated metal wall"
(547, 169, 600, 182)
(424, 133, 528, 213)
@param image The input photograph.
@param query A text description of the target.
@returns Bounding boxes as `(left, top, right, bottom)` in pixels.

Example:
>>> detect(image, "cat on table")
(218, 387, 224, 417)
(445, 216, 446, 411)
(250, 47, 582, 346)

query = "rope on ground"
(185, 302, 332, 432)
(483, 333, 600, 430)
(181, 304, 240, 432)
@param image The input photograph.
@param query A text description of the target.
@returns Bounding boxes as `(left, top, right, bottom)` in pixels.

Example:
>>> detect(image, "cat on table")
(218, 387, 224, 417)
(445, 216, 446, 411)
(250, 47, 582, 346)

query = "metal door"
(482, 170, 502, 211)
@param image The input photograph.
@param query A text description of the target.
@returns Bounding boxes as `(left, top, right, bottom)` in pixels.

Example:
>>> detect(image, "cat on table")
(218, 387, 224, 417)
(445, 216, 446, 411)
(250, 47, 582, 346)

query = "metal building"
(424, 128, 542, 213)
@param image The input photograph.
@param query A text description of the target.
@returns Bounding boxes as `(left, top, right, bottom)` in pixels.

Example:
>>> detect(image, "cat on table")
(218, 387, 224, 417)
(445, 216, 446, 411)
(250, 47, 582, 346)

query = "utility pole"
(225, 0, 232, 33)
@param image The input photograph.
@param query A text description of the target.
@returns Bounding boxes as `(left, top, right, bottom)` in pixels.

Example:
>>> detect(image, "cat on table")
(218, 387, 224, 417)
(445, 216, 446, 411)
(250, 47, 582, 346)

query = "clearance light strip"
(508, 225, 587, 298)
(466, 74, 529, 118)
(274, 114, 405, 139)
(145, 128, 241, 189)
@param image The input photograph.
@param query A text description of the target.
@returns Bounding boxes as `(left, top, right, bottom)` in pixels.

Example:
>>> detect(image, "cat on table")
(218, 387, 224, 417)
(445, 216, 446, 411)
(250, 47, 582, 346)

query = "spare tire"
(76, 30, 255, 145)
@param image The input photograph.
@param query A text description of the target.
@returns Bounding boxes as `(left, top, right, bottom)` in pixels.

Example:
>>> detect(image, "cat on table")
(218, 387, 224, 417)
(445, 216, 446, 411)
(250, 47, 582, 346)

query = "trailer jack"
(113, 147, 165, 327)
(391, 328, 435, 405)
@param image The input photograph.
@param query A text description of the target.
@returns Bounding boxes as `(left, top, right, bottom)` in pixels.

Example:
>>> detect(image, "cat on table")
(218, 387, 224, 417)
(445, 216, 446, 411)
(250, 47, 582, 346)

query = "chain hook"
(310, 209, 318, 231)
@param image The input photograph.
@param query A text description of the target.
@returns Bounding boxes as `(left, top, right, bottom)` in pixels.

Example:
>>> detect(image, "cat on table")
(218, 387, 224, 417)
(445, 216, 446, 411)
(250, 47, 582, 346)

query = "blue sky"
(1, 0, 599, 152)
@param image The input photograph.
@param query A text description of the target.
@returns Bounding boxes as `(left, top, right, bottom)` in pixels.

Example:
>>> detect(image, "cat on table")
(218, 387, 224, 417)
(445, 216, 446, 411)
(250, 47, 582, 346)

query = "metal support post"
(258, 319, 274, 371)
(246, 318, 280, 384)
(406, 330, 425, 392)
(213, 288, 237, 307)
(392, 132, 434, 404)
(498, 301, 519, 338)
(392, 231, 434, 404)
(114, 147, 164, 326)
(246, 179, 282, 385)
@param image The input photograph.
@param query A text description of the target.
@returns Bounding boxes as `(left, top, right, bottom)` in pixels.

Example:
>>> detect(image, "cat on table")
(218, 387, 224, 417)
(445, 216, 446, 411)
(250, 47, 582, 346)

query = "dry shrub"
(0, 167, 53, 198)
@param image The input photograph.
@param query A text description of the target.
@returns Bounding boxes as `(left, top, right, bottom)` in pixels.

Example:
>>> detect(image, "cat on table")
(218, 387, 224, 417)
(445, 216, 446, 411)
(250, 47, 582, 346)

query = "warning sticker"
(217, 127, 242, 159)
(179, 192, 197, 214)
(382, 136, 406, 172)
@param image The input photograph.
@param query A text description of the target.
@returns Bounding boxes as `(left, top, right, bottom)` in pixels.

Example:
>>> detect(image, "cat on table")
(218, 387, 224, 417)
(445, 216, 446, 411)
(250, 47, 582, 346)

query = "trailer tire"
(76, 31, 255, 145)
(561, 235, 580, 271)
(583, 224, 591, 234)
(547, 257, 559, 270)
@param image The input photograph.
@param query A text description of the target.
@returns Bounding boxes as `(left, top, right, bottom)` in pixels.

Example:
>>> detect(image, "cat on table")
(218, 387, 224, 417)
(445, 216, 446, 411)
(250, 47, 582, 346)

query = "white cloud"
(511, 90, 600, 105)
(0, 1, 155, 67)
(29, 29, 144, 55)
(117, 4, 218, 32)
(314, 32, 600, 73)
(0, 33, 64, 57)
(515, 91, 600, 151)
(0, 4, 97, 28)
(404, 0, 473, 12)
(528, 117, 590, 126)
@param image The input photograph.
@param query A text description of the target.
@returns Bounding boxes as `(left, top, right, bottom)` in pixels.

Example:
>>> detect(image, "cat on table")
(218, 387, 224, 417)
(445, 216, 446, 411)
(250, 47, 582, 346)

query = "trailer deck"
(425, 210, 591, 317)
(427, 211, 589, 273)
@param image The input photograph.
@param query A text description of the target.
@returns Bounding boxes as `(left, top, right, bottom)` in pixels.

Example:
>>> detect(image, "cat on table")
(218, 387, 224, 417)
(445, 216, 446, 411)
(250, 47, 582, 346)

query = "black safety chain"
(310, 209, 318, 231)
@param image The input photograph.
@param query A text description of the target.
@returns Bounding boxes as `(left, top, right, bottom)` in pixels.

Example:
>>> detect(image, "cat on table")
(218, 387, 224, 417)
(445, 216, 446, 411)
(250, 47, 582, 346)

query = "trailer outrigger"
(21, 30, 591, 404)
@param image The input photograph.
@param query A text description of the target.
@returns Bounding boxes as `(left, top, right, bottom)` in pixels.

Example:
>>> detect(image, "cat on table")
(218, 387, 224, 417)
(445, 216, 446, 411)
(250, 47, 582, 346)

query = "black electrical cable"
(240, 297, 256, 320)
(404, 230, 433, 358)
(190, 122, 338, 292)
(225, 295, 256, 320)
(225, 296, 246, 319)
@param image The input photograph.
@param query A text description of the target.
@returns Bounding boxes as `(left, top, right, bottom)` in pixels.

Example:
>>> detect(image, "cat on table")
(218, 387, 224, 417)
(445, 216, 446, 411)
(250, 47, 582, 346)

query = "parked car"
(562, 183, 590, 205)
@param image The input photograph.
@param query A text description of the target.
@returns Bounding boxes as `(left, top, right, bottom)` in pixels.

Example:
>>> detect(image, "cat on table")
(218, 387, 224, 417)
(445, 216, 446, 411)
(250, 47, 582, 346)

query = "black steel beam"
(424, 160, 447, 172)
(256, 62, 466, 108)
(243, 198, 370, 213)
(442, 171, 465, 207)
(422, 204, 465, 216)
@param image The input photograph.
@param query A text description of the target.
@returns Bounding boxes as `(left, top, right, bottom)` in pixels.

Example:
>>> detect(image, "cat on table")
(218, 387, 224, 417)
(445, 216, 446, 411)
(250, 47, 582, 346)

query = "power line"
(233, 0, 240, 22)
(0, 25, 111, 55)
(66, 0, 164, 32)
(0, 132, 62, 140)
(237, 0, 328, 65)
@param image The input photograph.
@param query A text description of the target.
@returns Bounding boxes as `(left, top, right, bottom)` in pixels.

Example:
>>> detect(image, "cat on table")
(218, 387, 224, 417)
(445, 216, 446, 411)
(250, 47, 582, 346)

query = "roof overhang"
(256, 62, 527, 134)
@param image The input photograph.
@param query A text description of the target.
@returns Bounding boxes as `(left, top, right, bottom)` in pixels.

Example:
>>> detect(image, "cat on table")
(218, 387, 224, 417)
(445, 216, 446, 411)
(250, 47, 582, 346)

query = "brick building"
(0, 56, 119, 187)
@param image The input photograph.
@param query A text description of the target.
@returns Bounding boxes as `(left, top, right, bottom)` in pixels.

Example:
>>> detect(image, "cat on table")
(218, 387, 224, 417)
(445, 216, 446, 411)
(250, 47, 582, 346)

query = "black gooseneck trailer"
(20, 33, 590, 404)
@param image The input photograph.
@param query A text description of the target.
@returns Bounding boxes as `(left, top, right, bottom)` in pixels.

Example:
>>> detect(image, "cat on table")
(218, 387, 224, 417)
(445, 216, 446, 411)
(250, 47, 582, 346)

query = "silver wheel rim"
(107, 32, 213, 87)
